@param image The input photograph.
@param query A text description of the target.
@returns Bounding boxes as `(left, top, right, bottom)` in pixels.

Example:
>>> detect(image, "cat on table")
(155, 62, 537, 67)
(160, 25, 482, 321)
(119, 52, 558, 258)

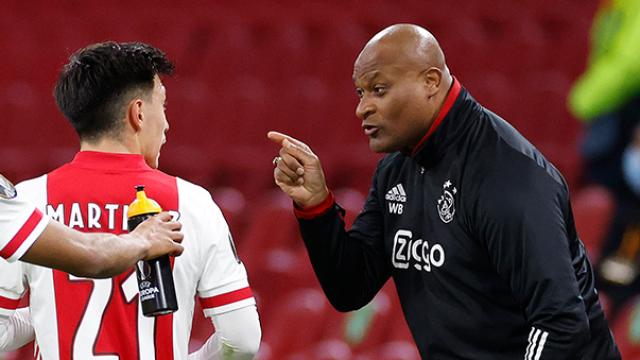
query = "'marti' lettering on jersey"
(46, 203, 180, 231)
(47, 203, 130, 230)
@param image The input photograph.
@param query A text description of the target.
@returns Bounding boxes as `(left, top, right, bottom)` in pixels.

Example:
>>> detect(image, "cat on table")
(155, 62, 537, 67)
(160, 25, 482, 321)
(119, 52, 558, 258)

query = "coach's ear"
(127, 99, 145, 132)
(423, 67, 442, 98)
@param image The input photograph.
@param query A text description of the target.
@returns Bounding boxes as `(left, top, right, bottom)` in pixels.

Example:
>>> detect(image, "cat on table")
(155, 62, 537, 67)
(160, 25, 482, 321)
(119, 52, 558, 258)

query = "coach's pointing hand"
(268, 131, 330, 208)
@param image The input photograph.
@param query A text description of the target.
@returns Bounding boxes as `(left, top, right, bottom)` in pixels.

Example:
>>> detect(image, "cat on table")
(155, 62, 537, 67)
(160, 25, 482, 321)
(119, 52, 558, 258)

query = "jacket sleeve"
(476, 168, 590, 359)
(296, 167, 390, 312)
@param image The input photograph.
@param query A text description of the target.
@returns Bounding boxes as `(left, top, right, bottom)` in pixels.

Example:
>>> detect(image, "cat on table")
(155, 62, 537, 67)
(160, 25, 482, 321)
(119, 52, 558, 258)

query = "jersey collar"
(70, 151, 151, 171)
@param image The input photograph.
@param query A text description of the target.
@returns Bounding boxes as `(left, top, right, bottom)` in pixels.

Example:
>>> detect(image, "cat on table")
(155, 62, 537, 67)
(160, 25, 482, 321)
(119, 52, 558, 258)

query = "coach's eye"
(355, 88, 364, 99)
(373, 85, 387, 96)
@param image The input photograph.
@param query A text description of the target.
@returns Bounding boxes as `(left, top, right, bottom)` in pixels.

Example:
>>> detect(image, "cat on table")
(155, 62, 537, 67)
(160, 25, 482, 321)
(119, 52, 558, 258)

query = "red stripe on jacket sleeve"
(200, 287, 254, 309)
(0, 208, 44, 259)
(0, 295, 21, 310)
(294, 192, 335, 220)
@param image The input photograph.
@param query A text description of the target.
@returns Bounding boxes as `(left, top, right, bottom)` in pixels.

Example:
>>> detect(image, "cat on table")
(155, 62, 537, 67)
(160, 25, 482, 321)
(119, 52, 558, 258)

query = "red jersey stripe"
(0, 295, 21, 310)
(0, 208, 43, 259)
(200, 287, 254, 309)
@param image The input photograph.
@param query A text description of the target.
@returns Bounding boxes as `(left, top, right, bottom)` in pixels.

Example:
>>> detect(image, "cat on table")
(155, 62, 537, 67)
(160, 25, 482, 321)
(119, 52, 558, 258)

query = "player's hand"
(132, 212, 184, 259)
(268, 131, 330, 208)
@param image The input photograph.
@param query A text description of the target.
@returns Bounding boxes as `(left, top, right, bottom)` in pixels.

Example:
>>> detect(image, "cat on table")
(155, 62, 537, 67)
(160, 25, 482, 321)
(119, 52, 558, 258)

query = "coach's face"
(139, 76, 169, 169)
(353, 43, 439, 154)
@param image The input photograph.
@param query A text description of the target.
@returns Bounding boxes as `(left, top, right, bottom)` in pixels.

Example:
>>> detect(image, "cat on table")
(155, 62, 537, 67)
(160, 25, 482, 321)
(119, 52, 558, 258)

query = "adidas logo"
(385, 183, 407, 203)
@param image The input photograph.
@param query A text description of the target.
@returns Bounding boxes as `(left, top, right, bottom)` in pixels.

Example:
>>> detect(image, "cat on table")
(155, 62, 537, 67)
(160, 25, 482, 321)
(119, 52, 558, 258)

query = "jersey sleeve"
(0, 196, 48, 262)
(0, 259, 27, 316)
(197, 217, 255, 317)
(475, 165, 590, 358)
(177, 180, 255, 317)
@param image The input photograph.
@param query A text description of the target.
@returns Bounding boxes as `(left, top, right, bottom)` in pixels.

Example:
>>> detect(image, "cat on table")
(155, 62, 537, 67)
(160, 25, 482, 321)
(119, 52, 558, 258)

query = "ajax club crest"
(437, 180, 457, 223)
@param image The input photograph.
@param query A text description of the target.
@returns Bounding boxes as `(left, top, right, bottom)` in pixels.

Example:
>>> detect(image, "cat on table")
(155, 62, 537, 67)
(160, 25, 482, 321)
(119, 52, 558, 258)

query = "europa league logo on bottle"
(136, 260, 152, 281)
(128, 185, 178, 317)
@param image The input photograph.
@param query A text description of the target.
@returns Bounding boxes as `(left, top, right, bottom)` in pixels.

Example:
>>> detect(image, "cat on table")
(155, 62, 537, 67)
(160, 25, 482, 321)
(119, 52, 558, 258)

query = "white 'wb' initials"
(388, 203, 403, 214)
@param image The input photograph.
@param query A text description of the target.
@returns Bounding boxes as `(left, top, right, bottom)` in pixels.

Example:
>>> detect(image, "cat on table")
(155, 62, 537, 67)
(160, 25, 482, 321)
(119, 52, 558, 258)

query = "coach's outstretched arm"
(268, 131, 390, 311)
(22, 212, 184, 278)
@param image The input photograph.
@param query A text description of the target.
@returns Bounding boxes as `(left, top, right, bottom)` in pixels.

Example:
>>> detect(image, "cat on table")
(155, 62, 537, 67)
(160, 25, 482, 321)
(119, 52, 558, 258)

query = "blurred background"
(2, 0, 640, 359)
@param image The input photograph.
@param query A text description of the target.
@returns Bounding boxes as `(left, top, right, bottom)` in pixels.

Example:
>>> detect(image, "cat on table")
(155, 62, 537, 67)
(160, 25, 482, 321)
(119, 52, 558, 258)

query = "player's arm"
(189, 306, 261, 360)
(268, 131, 390, 311)
(0, 308, 34, 352)
(21, 212, 184, 278)
(0, 247, 32, 353)
(477, 167, 590, 358)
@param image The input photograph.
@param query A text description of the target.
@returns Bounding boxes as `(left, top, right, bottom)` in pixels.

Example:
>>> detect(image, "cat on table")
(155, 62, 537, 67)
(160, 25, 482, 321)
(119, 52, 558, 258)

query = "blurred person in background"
(568, 0, 640, 310)
(0, 42, 260, 359)
(270, 24, 620, 359)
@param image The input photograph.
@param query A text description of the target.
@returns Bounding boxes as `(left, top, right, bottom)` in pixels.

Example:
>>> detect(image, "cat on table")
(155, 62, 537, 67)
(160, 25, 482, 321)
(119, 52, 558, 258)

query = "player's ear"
(423, 67, 442, 98)
(127, 99, 144, 132)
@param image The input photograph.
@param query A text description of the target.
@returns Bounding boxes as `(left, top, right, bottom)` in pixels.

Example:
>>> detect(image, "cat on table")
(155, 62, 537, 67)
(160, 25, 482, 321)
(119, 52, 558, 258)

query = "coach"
(269, 24, 620, 359)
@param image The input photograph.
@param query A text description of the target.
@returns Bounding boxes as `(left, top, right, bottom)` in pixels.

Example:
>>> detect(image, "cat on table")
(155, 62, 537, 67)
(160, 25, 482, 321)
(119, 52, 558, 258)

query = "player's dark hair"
(54, 42, 174, 141)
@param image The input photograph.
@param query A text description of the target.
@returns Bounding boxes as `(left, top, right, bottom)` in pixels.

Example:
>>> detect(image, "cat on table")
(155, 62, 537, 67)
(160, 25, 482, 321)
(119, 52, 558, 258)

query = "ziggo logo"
(392, 230, 445, 272)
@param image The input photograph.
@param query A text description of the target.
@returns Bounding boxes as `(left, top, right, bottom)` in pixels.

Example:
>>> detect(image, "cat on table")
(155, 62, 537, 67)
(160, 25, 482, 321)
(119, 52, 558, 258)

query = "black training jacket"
(296, 79, 620, 359)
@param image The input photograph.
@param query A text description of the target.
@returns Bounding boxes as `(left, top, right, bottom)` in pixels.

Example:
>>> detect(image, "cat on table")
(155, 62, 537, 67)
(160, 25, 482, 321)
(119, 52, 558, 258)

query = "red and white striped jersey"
(0, 192, 48, 263)
(0, 151, 255, 360)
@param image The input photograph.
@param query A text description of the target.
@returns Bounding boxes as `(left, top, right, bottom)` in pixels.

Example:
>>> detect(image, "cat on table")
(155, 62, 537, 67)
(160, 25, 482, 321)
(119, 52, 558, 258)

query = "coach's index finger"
(267, 131, 316, 163)
(267, 131, 307, 148)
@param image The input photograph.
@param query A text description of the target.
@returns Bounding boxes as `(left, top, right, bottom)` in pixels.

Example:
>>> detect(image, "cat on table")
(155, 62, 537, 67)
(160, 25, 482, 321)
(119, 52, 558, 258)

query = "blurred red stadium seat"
(210, 186, 247, 241)
(239, 190, 302, 266)
(239, 190, 318, 324)
(371, 340, 421, 360)
(599, 290, 614, 322)
(572, 185, 615, 263)
(286, 339, 353, 360)
(260, 288, 332, 359)
(334, 187, 366, 228)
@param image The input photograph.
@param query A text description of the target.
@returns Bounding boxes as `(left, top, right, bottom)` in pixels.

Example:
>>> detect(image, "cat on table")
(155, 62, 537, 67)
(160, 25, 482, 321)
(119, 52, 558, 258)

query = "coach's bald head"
(353, 24, 454, 153)
(354, 24, 448, 76)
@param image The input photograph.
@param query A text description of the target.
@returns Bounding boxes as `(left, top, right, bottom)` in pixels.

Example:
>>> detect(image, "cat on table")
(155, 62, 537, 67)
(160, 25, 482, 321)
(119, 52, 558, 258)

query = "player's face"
(139, 76, 169, 169)
(353, 50, 435, 153)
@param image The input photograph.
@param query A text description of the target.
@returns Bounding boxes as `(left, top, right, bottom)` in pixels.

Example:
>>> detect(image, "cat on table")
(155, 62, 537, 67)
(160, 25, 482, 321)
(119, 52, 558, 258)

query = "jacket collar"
(409, 78, 480, 168)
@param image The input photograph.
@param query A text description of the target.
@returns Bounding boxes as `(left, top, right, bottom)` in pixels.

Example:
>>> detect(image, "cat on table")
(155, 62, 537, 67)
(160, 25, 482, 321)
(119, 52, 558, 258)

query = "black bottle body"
(129, 213, 178, 317)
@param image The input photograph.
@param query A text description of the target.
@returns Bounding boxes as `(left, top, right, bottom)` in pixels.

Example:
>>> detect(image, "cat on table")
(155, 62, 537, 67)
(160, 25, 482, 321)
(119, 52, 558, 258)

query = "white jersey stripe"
(397, 183, 406, 196)
(526, 328, 541, 360)
(534, 330, 549, 360)
(524, 327, 535, 359)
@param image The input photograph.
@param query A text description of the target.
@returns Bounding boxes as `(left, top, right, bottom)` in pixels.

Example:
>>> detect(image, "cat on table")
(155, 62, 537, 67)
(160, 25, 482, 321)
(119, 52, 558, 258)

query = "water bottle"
(127, 185, 178, 316)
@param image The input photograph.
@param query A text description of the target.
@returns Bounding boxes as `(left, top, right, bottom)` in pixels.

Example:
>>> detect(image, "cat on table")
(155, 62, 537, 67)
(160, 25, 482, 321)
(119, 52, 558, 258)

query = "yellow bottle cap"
(127, 185, 162, 218)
